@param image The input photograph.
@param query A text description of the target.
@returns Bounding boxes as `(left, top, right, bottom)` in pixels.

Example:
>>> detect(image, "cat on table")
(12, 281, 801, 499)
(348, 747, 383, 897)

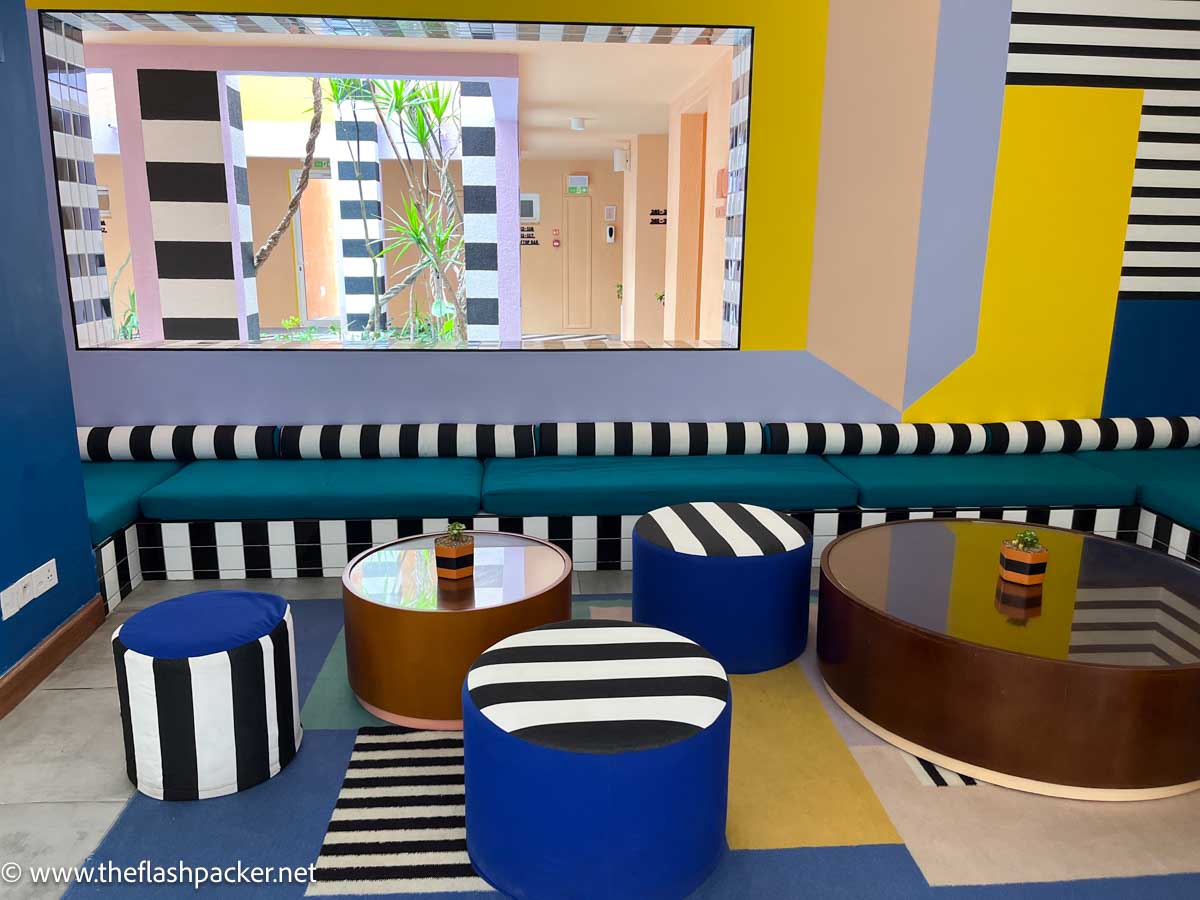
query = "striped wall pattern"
(62, 14, 749, 46)
(43, 16, 113, 348)
(1007, 2, 1200, 304)
(139, 68, 243, 340)
(333, 110, 384, 332)
(307, 728, 489, 896)
(111, 609, 302, 800)
(224, 76, 258, 340)
(461, 82, 500, 343)
(1070, 585, 1200, 666)
(723, 32, 754, 347)
(117, 505, 1140, 587)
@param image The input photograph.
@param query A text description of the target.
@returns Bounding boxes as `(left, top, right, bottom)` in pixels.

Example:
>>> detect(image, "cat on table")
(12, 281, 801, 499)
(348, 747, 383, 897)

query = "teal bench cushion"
(140, 459, 483, 521)
(826, 453, 1137, 509)
(83, 461, 185, 545)
(481, 455, 858, 516)
(1075, 449, 1200, 529)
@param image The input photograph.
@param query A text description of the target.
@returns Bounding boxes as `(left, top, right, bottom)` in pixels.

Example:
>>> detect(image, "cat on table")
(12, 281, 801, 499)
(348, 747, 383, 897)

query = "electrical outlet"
(0, 560, 57, 620)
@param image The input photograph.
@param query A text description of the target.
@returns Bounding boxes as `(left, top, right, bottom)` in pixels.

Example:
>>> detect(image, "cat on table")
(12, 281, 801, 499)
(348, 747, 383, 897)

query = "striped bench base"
(90, 505, 1188, 606)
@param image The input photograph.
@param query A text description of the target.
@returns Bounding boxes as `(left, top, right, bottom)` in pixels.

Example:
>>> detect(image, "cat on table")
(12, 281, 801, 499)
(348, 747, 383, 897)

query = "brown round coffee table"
(818, 519, 1200, 800)
(342, 531, 571, 729)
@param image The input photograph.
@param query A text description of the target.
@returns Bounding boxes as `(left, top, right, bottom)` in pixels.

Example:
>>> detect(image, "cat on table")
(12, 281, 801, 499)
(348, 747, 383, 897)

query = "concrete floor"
(0, 571, 631, 899)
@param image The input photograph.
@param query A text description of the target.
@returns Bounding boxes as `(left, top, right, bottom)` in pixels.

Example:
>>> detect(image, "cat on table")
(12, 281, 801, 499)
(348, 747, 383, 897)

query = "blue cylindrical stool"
(112, 591, 302, 800)
(633, 502, 813, 673)
(463, 619, 730, 900)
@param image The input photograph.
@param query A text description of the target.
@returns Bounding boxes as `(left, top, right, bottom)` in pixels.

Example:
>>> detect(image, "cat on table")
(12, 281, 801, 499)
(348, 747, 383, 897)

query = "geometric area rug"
(307, 728, 491, 896)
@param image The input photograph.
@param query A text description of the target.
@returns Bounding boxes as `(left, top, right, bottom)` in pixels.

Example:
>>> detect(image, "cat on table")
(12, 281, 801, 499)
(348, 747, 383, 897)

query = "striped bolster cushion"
(766, 422, 987, 455)
(79, 425, 277, 461)
(538, 422, 764, 456)
(278, 424, 536, 459)
(984, 416, 1200, 453)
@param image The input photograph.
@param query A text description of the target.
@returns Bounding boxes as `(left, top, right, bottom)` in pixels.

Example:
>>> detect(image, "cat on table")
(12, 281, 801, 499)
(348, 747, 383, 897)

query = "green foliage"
(117, 289, 139, 340)
(655, 291, 666, 305)
(1011, 529, 1042, 552)
(616, 283, 623, 300)
(446, 521, 468, 541)
(274, 315, 321, 342)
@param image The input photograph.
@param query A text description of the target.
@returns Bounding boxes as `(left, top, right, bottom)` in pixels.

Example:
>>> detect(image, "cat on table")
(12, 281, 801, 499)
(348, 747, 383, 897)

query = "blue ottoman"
(463, 619, 730, 899)
(633, 501, 813, 673)
(111, 591, 302, 800)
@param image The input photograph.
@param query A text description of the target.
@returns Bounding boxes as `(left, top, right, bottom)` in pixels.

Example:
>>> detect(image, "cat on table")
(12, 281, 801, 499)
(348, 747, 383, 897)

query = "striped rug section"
(307, 728, 492, 896)
(901, 751, 977, 789)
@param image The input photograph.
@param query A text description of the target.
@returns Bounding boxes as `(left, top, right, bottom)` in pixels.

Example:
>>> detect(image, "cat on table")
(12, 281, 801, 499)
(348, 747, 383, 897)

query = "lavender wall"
(66, 349, 900, 424)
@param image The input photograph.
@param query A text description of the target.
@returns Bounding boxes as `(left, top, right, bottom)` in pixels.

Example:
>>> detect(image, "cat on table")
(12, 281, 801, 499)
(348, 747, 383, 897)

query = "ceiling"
(83, 30, 732, 160)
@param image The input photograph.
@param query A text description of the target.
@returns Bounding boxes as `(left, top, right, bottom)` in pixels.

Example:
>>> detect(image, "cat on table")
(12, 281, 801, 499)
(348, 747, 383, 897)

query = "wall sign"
(520, 224, 540, 246)
(649, 208, 668, 226)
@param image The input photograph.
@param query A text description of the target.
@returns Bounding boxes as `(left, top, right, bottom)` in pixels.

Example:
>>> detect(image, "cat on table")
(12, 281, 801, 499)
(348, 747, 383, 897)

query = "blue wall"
(0, 7, 98, 675)
(1102, 300, 1200, 418)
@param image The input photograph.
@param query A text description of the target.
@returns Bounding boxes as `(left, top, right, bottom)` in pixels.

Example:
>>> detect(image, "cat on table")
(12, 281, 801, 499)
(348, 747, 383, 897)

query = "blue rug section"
(66, 730, 356, 899)
(289, 598, 344, 705)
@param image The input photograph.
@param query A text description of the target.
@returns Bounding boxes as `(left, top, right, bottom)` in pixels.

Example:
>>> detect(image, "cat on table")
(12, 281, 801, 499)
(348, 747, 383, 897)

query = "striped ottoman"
(463, 620, 730, 899)
(633, 501, 813, 673)
(111, 591, 302, 800)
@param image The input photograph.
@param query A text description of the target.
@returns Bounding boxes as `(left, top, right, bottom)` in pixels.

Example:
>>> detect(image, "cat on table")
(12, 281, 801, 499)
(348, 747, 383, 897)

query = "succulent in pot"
(435, 521, 474, 580)
(999, 529, 1048, 586)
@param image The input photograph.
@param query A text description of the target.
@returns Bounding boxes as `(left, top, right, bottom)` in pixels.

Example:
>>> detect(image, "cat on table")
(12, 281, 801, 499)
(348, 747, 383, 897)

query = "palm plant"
(371, 79, 467, 342)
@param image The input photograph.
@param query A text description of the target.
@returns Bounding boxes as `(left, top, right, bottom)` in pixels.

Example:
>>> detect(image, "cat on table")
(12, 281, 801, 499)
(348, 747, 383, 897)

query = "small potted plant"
(435, 521, 474, 580)
(999, 529, 1048, 586)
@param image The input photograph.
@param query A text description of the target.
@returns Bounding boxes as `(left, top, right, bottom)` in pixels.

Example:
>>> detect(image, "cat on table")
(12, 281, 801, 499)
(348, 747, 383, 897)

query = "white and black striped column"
(138, 68, 249, 340)
(722, 34, 752, 348)
(333, 106, 384, 332)
(460, 82, 499, 342)
(43, 14, 113, 347)
(224, 76, 259, 340)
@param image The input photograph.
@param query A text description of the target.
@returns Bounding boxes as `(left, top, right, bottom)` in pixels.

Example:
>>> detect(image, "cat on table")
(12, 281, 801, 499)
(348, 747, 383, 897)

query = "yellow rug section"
(727, 664, 901, 849)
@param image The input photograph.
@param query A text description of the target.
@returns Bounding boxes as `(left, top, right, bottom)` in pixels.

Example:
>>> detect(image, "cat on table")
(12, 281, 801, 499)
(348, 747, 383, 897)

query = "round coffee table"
(342, 531, 571, 729)
(818, 519, 1200, 800)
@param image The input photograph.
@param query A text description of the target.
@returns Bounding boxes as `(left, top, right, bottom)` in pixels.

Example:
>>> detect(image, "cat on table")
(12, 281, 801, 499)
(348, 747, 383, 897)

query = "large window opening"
(42, 13, 753, 350)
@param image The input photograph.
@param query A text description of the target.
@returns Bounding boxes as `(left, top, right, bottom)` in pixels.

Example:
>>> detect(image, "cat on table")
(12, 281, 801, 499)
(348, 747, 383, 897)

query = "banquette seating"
(78, 418, 1200, 609)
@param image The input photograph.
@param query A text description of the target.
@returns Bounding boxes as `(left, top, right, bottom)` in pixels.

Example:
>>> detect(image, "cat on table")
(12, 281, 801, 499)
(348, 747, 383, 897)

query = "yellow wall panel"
(903, 85, 1141, 422)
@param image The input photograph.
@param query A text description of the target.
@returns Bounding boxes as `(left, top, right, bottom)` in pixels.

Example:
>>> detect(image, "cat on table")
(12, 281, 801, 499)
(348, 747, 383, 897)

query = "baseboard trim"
(0, 594, 105, 720)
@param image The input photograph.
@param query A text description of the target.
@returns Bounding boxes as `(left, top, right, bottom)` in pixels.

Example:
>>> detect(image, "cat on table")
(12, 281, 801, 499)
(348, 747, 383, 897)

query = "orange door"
(295, 172, 339, 321)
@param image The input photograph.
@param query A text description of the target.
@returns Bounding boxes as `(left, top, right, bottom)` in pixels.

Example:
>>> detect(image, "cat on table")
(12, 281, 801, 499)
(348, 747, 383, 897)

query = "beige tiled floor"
(0, 572, 620, 897)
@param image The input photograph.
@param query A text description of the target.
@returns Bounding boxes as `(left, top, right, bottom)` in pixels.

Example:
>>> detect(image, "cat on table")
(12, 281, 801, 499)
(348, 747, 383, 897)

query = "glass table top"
(823, 520, 1200, 668)
(345, 532, 569, 612)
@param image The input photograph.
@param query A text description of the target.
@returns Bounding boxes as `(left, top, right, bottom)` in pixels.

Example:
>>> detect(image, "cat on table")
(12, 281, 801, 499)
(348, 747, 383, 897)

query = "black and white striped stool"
(462, 619, 731, 899)
(633, 501, 813, 673)
(111, 591, 302, 800)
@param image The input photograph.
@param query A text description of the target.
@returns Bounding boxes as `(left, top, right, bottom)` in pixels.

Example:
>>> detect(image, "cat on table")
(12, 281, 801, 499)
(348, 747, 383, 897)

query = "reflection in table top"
(345, 532, 569, 612)
(823, 520, 1200, 668)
